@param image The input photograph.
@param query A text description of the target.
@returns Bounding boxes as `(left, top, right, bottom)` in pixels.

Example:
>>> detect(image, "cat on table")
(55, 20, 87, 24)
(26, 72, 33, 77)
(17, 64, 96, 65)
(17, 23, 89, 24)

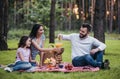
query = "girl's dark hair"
(18, 36, 29, 48)
(81, 23, 92, 32)
(29, 24, 43, 38)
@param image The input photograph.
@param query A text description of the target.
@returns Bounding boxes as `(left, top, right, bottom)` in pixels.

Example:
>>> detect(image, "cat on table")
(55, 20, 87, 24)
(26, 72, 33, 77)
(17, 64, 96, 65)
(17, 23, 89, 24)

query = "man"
(58, 23, 110, 69)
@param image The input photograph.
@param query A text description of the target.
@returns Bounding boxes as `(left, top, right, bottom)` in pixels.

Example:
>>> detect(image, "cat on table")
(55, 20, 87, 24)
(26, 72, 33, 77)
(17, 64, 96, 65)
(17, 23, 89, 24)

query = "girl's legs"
(12, 61, 32, 71)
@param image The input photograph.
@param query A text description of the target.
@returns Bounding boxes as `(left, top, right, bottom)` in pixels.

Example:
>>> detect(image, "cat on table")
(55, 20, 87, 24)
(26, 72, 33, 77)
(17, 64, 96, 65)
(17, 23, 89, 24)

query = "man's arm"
(90, 38, 106, 54)
(58, 34, 72, 40)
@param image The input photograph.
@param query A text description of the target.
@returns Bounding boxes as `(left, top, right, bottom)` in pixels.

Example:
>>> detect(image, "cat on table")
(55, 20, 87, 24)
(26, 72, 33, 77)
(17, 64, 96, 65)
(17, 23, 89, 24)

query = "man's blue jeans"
(72, 51, 103, 67)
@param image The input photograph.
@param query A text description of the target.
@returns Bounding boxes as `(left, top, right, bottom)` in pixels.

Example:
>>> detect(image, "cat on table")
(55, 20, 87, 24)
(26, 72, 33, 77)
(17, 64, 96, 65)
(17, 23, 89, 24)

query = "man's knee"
(84, 54, 94, 62)
(72, 57, 79, 66)
(84, 54, 91, 58)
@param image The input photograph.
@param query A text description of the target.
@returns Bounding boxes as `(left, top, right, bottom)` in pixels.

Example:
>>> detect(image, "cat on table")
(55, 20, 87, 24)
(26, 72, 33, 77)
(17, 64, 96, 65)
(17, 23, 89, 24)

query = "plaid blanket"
(1, 63, 99, 73)
(26, 63, 100, 73)
(33, 66, 99, 73)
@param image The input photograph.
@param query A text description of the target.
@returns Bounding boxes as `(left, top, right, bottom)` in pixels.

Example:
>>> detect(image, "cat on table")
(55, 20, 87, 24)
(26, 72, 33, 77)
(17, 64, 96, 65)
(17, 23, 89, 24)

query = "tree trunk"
(93, 0, 105, 43)
(68, 2, 72, 30)
(0, 0, 8, 50)
(76, 0, 84, 25)
(64, 1, 68, 30)
(49, 0, 56, 43)
(90, 0, 95, 26)
(118, 0, 120, 34)
(82, 0, 85, 22)
(109, 0, 114, 33)
(15, 0, 24, 29)
(76, 0, 82, 20)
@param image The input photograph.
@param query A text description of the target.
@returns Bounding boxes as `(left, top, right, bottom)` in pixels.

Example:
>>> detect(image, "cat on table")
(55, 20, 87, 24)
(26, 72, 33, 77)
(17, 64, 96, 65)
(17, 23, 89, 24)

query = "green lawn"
(0, 39, 120, 79)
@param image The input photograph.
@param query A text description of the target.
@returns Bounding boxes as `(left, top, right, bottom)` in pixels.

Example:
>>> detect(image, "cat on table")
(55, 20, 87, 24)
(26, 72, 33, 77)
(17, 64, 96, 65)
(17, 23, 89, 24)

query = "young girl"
(4, 36, 38, 72)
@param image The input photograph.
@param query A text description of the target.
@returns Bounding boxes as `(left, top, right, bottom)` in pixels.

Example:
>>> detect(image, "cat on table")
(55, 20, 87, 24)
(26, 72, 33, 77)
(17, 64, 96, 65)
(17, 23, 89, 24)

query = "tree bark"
(93, 0, 105, 43)
(15, 0, 24, 29)
(0, 0, 8, 50)
(76, 0, 81, 19)
(118, 0, 120, 34)
(68, 2, 72, 30)
(49, 0, 56, 43)
(109, 0, 114, 33)
(90, 0, 95, 26)
(76, 0, 84, 25)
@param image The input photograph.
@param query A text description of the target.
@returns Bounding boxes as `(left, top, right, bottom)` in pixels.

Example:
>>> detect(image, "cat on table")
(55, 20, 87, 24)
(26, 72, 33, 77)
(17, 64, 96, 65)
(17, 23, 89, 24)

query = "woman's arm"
(42, 40, 45, 48)
(31, 40, 56, 52)
(29, 52, 39, 66)
(29, 54, 36, 62)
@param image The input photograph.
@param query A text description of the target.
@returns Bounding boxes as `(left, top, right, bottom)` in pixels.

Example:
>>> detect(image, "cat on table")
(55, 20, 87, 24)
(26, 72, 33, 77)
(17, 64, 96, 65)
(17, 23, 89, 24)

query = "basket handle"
(48, 44, 55, 48)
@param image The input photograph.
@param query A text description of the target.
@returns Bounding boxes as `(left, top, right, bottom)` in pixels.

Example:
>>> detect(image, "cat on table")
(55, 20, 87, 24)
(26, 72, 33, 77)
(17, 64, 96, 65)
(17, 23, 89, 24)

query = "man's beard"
(79, 33, 87, 38)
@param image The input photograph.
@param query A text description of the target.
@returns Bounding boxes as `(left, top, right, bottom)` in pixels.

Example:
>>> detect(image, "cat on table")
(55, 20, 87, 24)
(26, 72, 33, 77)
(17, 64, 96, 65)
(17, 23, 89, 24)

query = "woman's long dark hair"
(29, 24, 43, 39)
(18, 36, 29, 48)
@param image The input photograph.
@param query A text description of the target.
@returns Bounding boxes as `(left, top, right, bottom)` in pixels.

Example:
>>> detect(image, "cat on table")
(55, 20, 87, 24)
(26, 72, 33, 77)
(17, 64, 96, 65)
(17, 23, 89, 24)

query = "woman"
(29, 24, 56, 67)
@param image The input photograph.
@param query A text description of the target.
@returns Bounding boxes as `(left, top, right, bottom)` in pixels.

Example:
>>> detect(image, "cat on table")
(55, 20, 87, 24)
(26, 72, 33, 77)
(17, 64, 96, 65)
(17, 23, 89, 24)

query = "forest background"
(0, 0, 120, 50)
(0, 0, 120, 79)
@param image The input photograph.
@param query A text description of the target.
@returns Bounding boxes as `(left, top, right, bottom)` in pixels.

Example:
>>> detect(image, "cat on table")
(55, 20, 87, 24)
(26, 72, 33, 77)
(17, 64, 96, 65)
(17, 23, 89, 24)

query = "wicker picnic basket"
(41, 47, 64, 66)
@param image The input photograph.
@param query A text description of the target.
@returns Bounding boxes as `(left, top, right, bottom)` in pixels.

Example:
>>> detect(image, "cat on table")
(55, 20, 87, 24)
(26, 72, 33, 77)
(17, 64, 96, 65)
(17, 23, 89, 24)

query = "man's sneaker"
(102, 59, 110, 70)
(4, 67, 13, 72)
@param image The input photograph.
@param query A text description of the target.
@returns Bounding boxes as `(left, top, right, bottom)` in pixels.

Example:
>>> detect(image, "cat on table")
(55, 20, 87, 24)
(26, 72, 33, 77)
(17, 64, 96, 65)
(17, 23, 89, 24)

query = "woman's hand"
(52, 48, 64, 55)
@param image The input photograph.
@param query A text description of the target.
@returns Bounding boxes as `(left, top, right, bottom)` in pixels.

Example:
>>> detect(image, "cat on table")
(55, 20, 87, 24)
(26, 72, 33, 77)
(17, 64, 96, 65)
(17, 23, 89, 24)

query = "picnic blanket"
(26, 63, 100, 73)
(34, 66, 99, 73)
(1, 63, 100, 73)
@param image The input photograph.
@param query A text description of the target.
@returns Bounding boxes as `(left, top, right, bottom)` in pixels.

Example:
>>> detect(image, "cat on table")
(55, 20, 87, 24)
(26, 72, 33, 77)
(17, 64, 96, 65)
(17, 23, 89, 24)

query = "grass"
(0, 39, 120, 79)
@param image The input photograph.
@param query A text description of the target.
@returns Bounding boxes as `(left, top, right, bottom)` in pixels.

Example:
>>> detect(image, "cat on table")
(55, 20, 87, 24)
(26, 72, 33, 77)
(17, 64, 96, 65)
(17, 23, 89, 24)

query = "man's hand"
(90, 48, 100, 54)
(57, 34, 62, 40)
